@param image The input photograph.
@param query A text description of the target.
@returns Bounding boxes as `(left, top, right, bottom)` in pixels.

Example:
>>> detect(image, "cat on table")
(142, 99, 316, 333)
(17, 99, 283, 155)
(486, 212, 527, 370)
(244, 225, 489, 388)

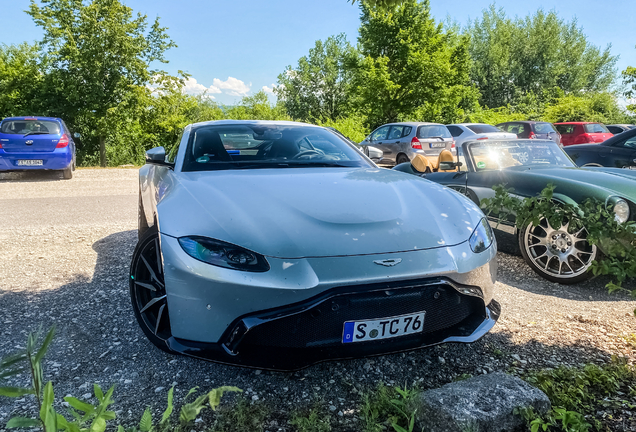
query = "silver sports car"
(131, 120, 500, 370)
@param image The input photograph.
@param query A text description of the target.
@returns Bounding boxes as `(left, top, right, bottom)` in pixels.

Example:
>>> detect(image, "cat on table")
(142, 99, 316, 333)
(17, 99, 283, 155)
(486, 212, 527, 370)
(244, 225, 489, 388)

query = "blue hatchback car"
(0, 116, 77, 179)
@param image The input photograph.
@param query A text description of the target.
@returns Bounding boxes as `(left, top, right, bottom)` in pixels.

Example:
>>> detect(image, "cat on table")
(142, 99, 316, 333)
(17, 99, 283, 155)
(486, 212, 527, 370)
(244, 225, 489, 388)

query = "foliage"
(348, 0, 479, 129)
(0, 43, 45, 117)
(315, 116, 369, 143)
(543, 93, 634, 124)
(276, 34, 356, 122)
(289, 404, 332, 432)
(209, 397, 271, 432)
(468, 5, 617, 109)
(1, 328, 241, 432)
(622, 45, 636, 114)
(481, 184, 636, 296)
(27, 0, 176, 166)
(360, 384, 418, 432)
(224, 91, 290, 121)
(520, 357, 636, 431)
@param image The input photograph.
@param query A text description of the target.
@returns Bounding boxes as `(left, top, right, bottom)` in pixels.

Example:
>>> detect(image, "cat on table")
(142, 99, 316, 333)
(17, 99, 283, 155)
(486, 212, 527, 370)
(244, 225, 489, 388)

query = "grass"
(289, 403, 332, 432)
(359, 384, 419, 432)
(209, 397, 271, 432)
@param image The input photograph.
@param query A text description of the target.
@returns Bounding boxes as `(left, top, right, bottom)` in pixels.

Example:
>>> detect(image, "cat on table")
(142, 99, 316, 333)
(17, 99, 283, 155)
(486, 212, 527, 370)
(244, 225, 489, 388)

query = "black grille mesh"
(241, 283, 482, 349)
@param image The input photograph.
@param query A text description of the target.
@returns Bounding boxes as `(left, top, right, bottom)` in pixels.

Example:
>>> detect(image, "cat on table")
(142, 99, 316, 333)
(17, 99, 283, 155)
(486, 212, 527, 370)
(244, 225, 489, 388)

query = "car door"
(386, 125, 406, 162)
(367, 125, 392, 163)
(608, 134, 636, 168)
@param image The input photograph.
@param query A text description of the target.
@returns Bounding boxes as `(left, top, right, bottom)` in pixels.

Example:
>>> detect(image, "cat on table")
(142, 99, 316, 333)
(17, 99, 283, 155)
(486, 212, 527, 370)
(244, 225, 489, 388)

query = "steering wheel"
(292, 150, 322, 159)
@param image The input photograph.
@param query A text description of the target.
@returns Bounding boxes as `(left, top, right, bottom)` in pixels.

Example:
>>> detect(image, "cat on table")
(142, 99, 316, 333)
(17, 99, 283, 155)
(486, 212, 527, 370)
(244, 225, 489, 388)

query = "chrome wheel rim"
(131, 237, 170, 338)
(523, 218, 596, 279)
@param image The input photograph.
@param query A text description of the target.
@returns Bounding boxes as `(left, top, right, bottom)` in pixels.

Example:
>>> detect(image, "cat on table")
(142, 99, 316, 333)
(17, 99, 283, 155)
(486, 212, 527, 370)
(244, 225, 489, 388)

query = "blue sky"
(1, 0, 634, 105)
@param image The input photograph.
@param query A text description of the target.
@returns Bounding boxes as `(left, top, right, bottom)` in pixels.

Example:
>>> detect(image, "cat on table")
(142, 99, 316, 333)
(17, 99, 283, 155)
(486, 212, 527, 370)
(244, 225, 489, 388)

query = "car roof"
(379, 122, 445, 127)
(553, 122, 600, 125)
(449, 123, 495, 127)
(189, 119, 320, 129)
(1, 116, 62, 122)
(497, 121, 550, 125)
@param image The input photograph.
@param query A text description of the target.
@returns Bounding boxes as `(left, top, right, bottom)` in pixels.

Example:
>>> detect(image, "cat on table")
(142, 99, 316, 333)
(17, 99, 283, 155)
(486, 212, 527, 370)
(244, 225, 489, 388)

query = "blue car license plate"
(342, 311, 425, 343)
(17, 160, 43, 166)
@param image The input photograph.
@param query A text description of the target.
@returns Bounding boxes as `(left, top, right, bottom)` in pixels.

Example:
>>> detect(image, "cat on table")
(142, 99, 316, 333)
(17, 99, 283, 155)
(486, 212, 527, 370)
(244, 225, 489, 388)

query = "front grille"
(238, 282, 483, 349)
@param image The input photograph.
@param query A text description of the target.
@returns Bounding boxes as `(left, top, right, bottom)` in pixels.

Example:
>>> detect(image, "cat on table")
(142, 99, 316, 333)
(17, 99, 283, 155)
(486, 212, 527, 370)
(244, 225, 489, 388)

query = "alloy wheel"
(522, 217, 596, 280)
(131, 235, 171, 340)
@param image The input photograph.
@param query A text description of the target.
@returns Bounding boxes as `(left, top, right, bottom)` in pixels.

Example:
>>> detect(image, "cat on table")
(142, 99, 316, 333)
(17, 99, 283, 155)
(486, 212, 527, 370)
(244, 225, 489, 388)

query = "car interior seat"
(411, 154, 434, 173)
(193, 129, 232, 161)
(267, 139, 300, 159)
(436, 149, 456, 172)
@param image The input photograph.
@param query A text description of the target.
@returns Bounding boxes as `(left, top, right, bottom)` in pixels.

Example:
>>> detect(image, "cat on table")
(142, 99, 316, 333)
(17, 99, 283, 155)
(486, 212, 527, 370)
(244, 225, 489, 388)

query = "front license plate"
(342, 311, 425, 344)
(17, 160, 43, 166)
(429, 142, 446, 148)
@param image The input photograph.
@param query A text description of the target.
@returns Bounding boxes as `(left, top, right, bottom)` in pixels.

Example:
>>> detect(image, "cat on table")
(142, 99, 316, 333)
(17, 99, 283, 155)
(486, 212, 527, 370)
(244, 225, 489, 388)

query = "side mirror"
(146, 146, 166, 163)
(439, 161, 463, 171)
(367, 146, 383, 162)
(73, 132, 81, 139)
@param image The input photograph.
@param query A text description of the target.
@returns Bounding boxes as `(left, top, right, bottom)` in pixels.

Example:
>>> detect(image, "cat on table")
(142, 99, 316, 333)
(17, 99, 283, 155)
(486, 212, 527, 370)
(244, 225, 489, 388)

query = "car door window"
(388, 126, 405, 140)
(556, 125, 575, 134)
(608, 126, 622, 134)
(401, 126, 412, 137)
(370, 126, 390, 141)
(618, 136, 636, 149)
(446, 126, 463, 137)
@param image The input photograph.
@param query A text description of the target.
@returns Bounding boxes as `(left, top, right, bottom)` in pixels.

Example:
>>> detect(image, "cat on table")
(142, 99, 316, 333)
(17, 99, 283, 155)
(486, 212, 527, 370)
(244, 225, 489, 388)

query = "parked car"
(132, 120, 499, 370)
(554, 122, 613, 146)
(496, 121, 561, 146)
(446, 123, 517, 148)
(606, 124, 636, 135)
(393, 138, 636, 284)
(358, 122, 454, 166)
(0, 116, 76, 179)
(564, 127, 636, 168)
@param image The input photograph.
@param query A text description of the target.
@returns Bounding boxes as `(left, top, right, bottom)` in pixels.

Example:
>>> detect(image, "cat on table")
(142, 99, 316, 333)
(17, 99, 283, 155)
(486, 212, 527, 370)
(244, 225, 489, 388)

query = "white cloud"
(182, 77, 221, 98)
(262, 84, 276, 94)
(212, 77, 251, 97)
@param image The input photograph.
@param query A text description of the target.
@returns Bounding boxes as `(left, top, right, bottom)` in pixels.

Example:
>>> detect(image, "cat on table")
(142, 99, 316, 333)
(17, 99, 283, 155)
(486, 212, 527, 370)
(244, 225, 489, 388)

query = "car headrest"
(411, 154, 433, 173)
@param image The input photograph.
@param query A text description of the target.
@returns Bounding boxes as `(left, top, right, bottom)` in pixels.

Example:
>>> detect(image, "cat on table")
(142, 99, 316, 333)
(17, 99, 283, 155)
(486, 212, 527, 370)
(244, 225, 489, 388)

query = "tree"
(348, 0, 478, 128)
(0, 43, 45, 117)
(225, 91, 290, 120)
(623, 46, 636, 113)
(27, 0, 176, 166)
(543, 93, 632, 124)
(276, 34, 356, 122)
(468, 5, 617, 109)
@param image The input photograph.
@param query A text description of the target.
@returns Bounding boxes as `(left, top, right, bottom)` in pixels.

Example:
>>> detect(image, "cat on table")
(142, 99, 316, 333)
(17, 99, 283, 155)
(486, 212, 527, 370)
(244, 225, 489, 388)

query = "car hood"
(157, 167, 485, 258)
(503, 166, 636, 202)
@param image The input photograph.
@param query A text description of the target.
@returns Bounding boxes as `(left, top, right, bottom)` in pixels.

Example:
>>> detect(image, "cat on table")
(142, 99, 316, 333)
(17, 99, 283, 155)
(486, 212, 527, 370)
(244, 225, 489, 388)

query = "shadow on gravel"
(0, 170, 67, 182)
(494, 230, 635, 303)
(0, 229, 632, 431)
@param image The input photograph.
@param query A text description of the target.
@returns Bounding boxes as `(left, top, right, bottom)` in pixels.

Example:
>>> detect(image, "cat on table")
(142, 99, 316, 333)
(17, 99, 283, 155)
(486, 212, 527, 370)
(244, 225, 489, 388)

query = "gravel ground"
(1, 168, 636, 431)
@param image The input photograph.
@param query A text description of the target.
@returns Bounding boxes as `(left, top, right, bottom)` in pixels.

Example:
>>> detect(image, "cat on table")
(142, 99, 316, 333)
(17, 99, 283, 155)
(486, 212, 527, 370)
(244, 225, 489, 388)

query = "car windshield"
(467, 140, 575, 171)
(534, 123, 556, 133)
(466, 124, 502, 134)
(417, 125, 451, 139)
(584, 123, 610, 133)
(182, 124, 371, 171)
(0, 120, 60, 135)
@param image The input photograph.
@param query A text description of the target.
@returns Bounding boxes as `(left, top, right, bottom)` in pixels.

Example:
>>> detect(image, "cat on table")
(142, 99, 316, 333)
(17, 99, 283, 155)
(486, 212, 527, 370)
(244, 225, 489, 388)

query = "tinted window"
(534, 123, 556, 133)
(617, 136, 636, 149)
(504, 123, 524, 134)
(446, 126, 463, 137)
(401, 126, 412, 137)
(388, 126, 405, 139)
(556, 125, 575, 134)
(167, 131, 184, 163)
(417, 125, 451, 139)
(466, 124, 502, 134)
(182, 125, 370, 172)
(607, 126, 623, 134)
(584, 123, 610, 133)
(370, 126, 390, 141)
(0, 120, 61, 135)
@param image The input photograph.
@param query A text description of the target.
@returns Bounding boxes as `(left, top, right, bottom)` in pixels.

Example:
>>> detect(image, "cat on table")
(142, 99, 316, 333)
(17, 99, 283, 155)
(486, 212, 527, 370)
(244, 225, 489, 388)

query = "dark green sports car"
(394, 139, 636, 284)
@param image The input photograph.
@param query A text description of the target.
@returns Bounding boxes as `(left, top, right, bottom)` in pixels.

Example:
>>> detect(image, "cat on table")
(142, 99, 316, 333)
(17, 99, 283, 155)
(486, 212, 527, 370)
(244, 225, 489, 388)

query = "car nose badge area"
(373, 258, 402, 267)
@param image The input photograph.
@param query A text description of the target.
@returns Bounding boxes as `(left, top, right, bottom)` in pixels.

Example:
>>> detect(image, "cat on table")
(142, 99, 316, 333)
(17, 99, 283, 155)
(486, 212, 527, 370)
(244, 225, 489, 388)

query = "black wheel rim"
(131, 237, 171, 339)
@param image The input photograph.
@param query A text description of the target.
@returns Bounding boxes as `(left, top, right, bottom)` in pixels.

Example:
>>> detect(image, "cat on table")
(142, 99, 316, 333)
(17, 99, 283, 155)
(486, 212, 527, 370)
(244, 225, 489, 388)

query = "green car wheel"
(519, 217, 597, 284)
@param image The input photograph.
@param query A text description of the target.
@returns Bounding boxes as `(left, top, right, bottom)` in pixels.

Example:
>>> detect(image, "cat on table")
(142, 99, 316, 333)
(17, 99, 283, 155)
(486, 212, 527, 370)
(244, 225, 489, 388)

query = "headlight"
(178, 236, 270, 272)
(469, 218, 494, 253)
(613, 199, 630, 224)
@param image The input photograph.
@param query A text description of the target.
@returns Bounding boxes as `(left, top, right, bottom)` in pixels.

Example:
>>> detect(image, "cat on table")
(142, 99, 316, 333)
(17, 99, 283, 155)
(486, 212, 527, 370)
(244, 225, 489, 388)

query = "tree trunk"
(99, 136, 106, 167)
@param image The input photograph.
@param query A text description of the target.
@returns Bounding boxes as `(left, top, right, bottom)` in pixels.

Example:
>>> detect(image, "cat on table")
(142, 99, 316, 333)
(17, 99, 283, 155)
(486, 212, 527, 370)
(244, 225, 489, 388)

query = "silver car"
(132, 120, 499, 370)
(359, 122, 455, 165)
(446, 123, 517, 148)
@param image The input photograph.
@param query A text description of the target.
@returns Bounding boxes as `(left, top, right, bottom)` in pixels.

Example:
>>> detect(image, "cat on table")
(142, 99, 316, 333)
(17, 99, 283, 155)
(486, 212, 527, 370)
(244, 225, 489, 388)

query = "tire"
(130, 227, 173, 353)
(518, 217, 597, 284)
(62, 166, 73, 179)
(138, 192, 150, 240)
(396, 154, 410, 165)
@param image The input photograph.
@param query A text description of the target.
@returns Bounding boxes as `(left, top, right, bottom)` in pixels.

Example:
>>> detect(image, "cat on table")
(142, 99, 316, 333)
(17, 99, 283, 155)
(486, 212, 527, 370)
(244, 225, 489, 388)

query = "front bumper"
(0, 147, 72, 171)
(158, 233, 498, 370)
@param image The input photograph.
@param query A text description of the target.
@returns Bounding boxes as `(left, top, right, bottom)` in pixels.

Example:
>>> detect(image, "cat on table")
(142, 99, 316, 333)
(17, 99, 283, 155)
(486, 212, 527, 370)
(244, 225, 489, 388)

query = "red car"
(554, 122, 613, 146)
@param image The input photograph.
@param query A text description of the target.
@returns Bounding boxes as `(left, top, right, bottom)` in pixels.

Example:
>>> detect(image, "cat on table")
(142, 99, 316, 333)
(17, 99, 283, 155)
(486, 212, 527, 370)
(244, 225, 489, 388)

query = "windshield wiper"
(23, 131, 50, 137)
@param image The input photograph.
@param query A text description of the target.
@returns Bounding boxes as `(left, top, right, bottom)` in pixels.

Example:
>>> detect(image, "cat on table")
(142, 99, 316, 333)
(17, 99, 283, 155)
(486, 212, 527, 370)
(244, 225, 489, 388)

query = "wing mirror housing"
(366, 146, 383, 162)
(145, 146, 174, 168)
